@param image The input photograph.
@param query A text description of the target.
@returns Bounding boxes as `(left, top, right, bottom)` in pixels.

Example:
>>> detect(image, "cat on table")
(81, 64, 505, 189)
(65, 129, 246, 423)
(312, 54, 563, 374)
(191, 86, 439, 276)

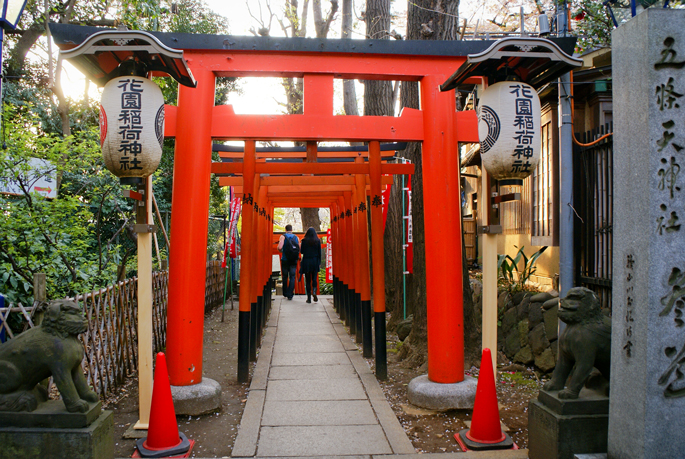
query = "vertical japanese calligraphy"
(653, 35, 685, 398)
(477, 81, 541, 182)
(623, 254, 635, 358)
(654, 37, 683, 236)
(100, 76, 165, 179)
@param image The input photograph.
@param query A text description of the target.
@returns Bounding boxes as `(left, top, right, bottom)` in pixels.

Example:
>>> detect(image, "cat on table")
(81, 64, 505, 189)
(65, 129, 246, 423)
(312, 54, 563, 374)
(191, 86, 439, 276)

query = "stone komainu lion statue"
(0, 300, 99, 412)
(543, 287, 611, 399)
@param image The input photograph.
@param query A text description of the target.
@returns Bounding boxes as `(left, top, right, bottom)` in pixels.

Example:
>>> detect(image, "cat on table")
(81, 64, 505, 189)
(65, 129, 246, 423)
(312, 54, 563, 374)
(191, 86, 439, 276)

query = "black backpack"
(282, 234, 300, 262)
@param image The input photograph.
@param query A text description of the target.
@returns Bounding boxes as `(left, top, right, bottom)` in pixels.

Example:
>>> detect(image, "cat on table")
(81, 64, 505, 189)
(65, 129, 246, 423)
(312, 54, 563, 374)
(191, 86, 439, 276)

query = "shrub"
(497, 245, 548, 293)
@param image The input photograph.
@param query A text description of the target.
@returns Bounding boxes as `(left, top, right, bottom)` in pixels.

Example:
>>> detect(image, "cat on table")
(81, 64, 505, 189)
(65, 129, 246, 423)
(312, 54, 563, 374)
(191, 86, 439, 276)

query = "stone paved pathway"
(231, 295, 415, 457)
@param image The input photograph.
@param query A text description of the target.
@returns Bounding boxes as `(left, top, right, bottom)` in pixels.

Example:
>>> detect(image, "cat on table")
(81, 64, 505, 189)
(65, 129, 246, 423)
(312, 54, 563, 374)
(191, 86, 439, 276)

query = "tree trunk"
(341, 0, 359, 118)
(364, 0, 393, 117)
(300, 208, 321, 231)
(398, 0, 468, 367)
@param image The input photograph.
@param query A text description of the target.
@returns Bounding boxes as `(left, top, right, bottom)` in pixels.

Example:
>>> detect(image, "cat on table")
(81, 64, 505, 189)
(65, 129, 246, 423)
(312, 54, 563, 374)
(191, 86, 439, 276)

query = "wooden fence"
(0, 260, 226, 399)
(574, 124, 614, 310)
(463, 217, 477, 263)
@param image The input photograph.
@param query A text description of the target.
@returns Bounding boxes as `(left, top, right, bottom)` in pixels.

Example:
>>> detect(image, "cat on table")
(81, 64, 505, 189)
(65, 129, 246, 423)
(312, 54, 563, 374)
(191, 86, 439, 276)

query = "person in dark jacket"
(278, 224, 299, 300)
(299, 227, 321, 303)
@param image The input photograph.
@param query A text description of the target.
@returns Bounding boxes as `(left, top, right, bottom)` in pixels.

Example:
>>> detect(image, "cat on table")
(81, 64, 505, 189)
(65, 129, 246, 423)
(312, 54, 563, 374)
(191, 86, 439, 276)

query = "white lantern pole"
(134, 175, 154, 430)
(481, 170, 499, 376)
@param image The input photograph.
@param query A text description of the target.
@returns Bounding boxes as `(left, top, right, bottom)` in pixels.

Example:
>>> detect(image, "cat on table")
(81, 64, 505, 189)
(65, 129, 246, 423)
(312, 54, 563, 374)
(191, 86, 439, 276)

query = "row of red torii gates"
(51, 25, 576, 390)
(159, 38, 480, 386)
(220, 144, 410, 380)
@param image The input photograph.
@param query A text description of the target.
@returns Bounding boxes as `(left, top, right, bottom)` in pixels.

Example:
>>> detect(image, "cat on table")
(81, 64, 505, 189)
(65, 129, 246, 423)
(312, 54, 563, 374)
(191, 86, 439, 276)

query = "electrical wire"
(569, 71, 614, 147)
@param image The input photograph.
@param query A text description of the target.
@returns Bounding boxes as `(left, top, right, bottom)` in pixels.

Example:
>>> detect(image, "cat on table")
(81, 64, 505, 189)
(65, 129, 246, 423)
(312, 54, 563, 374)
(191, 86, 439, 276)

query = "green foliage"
(499, 370, 540, 390)
(318, 268, 333, 294)
(0, 0, 243, 308)
(571, 0, 615, 53)
(497, 245, 548, 293)
(571, 0, 685, 54)
(0, 108, 125, 303)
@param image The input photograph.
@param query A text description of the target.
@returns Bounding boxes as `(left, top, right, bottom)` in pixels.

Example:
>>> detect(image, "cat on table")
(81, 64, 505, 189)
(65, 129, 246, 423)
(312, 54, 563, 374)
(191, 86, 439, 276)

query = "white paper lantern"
(478, 81, 541, 184)
(100, 76, 164, 180)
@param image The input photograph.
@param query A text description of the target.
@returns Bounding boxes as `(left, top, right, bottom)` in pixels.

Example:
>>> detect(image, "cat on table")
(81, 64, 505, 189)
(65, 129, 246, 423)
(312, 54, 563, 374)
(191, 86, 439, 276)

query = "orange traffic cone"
(134, 353, 193, 458)
(455, 348, 516, 451)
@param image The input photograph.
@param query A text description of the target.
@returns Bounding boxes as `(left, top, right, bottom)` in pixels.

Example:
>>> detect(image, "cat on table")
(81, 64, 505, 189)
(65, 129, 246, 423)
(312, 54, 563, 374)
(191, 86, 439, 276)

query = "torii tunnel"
(50, 25, 576, 387)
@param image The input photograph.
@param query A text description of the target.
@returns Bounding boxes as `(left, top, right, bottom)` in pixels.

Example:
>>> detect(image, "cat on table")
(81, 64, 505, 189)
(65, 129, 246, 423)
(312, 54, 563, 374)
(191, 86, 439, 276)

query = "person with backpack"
(278, 224, 300, 300)
(299, 227, 322, 303)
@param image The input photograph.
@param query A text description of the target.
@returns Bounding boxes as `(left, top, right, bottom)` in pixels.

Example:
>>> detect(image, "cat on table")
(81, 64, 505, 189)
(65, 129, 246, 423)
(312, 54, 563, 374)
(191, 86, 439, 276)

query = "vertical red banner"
(325, 228, 333, 283)
(226, 194, 242, 261)
(382, 179, 392, 231)
(406, 180, 413, 274)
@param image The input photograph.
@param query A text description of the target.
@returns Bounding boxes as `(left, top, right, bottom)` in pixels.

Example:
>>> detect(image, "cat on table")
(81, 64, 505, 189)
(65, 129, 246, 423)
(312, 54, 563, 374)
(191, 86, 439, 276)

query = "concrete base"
(407, 374, 478, 410)
(0, 400, 101, 429)
(528, 389, 608, 459)
(170, 377, 221, 416)
(0, 410, 113, 459)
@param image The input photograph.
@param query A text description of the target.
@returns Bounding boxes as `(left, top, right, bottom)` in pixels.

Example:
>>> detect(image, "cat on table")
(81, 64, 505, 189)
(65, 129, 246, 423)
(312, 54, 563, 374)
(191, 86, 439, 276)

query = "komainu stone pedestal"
(528, 389, 608, 459)
(0, 401, 113, 459)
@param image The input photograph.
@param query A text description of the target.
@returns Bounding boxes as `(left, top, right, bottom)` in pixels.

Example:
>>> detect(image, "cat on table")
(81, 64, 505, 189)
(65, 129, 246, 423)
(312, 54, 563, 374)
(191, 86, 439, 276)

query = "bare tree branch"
(313, 0, 339, 38)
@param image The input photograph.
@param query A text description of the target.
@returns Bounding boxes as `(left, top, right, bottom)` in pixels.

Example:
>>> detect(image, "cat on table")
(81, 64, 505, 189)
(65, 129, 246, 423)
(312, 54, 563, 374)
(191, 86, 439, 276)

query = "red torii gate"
(159, 49, 477, 387)
(50, 25, 576, 397)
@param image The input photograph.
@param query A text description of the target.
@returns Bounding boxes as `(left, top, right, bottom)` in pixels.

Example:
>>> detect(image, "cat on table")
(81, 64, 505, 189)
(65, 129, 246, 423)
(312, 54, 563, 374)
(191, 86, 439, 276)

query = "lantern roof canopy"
(440, 37, 583, 91)
(54, 28, 196, 88)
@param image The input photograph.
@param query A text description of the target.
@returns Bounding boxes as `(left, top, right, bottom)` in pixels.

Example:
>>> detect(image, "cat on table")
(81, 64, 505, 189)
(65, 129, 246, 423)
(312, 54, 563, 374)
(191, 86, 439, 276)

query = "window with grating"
(500, 181, 531, 234)
(531, 110, 559, 246)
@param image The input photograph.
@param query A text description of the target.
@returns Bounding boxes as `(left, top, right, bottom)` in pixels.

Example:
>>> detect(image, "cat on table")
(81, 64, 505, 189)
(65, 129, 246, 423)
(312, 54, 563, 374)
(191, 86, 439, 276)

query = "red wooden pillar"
(237, 141, 257, 382)
(248, 176, 262, 361)
(369, 141, 387, 379)
(333, 201, 345, 321)
(354, 159, 372, 357)
(351, 184, 363, 343)
(339, 196, 352, 327)
(420, 74, 464, 383)
(254, 185, 268, 349)
(344, 191, 358, 337)
(167, 65, 215, 386)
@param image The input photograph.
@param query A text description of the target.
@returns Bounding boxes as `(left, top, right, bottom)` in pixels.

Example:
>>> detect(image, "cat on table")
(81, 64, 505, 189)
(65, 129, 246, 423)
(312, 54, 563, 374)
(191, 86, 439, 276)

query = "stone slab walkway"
(232, 295, 415, 458)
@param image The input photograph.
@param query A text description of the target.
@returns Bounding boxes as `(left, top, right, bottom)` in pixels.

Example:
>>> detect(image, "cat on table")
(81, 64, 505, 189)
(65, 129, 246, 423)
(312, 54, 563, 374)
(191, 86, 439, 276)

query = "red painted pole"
(420, 74, 464, 383)
(237, 141, 256, 382)
(369, 141, 387, 379)
(344, 191, 358, 337)
(167, 66, 215, 386)
(354, 158, 372, 357)
(339, 195, 352, 327)
(254, 184, 268, 348)
(332, 201, 345, 321)
(351, 185, 363, 343)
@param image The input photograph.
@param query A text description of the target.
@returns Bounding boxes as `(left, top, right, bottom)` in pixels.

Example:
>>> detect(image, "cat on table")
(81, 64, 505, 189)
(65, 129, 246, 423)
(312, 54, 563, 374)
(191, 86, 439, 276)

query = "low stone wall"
(497, 290, 559, 373)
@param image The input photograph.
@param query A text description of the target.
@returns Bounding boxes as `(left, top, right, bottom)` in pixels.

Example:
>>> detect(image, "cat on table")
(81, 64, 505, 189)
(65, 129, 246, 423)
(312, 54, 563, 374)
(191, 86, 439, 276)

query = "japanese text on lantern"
(117, 79, 145, 172)
(655, 37, 683, 236)
(623, 253, 636, 359)
(510, 84, 535, 174)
